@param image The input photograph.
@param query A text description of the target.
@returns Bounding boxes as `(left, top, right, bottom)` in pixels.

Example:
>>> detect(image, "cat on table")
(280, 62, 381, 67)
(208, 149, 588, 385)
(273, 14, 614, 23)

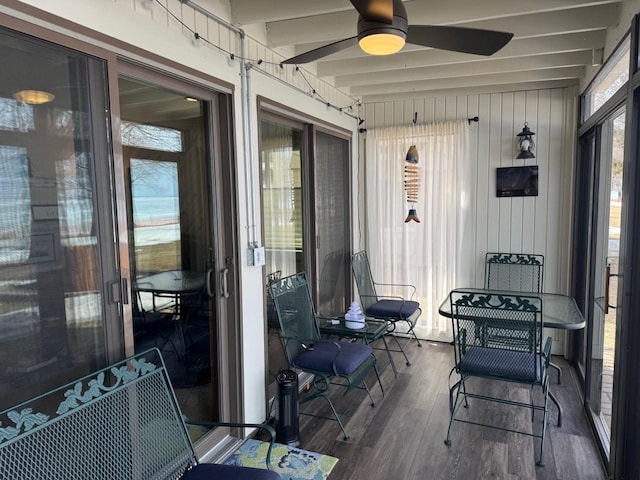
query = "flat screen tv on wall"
(496, 165, 538, 197)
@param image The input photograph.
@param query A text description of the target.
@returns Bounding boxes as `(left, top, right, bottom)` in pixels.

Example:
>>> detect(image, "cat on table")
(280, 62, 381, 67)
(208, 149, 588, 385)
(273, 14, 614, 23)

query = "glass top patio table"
(438, 288, 585, 330)
(134, 270, 205, 295)
(318, 317, 389, 342)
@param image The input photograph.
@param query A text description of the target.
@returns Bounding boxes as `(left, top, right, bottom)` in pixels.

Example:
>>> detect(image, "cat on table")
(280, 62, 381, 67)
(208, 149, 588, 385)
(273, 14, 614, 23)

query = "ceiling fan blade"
(407, 25, 513, 56)
(281, 36, 359, 64)
(350, 0, 393, 24)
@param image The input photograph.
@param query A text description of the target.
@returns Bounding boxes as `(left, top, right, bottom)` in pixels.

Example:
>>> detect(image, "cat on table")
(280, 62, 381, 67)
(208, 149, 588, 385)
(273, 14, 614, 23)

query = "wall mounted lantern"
(516, 122, 535, 159)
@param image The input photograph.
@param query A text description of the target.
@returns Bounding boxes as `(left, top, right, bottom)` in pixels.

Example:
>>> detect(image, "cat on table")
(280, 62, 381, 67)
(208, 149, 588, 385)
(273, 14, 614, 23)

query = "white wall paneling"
(362, 87, 577, 353)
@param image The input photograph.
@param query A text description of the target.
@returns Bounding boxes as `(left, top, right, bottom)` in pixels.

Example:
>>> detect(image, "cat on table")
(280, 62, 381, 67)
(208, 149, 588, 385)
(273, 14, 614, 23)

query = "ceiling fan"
(281, 0, 514, 64)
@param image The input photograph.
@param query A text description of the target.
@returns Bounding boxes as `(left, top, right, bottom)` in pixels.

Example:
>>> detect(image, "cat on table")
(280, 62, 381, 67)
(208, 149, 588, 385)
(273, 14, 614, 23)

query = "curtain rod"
(359, 116, 479, 133)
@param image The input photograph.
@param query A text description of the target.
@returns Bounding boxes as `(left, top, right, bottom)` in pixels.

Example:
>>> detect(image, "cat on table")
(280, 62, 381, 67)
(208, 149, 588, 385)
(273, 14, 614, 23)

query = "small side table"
(319, 317, 397, 377)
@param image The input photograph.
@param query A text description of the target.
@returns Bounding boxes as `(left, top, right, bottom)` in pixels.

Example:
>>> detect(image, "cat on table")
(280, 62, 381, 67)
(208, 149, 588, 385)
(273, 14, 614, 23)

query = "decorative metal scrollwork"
(0, 357, 157, 444)
(57, 358, 156, 414)
(486, 253, 542, 266)
(0, 409, 49, 442)
(453, 292, 540, 312)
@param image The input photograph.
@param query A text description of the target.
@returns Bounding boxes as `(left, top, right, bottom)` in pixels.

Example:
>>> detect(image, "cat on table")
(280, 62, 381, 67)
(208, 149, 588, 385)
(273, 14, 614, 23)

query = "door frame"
(257, 97, 354, 400)
(612, 14, 640, 480)
(0, 10, 126, 366)
(113, 61, 242, 452)
(573, 14, 640, 478)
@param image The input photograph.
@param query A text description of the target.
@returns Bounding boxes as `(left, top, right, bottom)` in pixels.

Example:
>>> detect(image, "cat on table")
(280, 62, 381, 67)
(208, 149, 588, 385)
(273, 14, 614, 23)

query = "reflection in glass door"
(119, 76, 218, 424)
(0, 27, 117, 410)
(261, 118, 305, 381)
(589, 108, 625, 449)
(260, 118, 353, 388)
(261, 119, 305, 278)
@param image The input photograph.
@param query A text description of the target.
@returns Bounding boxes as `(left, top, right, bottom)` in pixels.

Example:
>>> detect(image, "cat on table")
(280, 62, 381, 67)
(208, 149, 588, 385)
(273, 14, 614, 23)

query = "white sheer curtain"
(364, 121, 471, 341)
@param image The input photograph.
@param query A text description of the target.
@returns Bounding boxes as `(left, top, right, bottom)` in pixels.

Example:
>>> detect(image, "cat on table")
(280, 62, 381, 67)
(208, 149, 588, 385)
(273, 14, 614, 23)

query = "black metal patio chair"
(484, 252, 562, 384)
(485, 252, 544, 293)
(351, 250, 422, 367)
(445, 289, 552, 466)
(269, 272, 382, 440)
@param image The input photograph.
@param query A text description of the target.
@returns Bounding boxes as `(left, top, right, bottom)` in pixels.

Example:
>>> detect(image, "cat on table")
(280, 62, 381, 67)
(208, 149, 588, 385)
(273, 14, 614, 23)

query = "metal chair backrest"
(485, 252, 544, 293)
(269, 272, 321, 366)
(351, 251, 379, 311)
(0, 348, 196, 480)
(449, 289, 543, 381)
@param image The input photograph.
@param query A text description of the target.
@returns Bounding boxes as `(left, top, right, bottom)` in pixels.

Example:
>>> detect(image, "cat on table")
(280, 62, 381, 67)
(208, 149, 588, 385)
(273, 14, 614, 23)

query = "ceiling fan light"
(13, 89, 55, 105)
(359, 33, 405, 55)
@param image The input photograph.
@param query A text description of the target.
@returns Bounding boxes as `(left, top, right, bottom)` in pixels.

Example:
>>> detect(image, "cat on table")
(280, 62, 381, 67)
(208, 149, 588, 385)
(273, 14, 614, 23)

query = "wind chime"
(404, 113, 420, 223)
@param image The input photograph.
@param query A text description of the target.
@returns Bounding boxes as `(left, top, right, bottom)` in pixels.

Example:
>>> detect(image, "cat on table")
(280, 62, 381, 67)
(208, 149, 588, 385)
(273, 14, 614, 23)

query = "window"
(582, 36, 630, 122)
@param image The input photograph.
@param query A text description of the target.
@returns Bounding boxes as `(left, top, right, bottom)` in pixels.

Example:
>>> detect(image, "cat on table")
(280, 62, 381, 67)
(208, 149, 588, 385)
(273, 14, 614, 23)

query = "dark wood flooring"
(292, 339, 607, 480)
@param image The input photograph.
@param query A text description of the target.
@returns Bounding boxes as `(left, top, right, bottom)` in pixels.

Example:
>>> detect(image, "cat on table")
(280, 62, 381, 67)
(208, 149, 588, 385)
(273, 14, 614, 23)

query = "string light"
(145, 0, 361, 114)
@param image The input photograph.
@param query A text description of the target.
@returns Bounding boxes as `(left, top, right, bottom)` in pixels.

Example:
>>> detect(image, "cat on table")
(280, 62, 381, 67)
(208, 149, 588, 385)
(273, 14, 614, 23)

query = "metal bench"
(0, 348, 281, 479)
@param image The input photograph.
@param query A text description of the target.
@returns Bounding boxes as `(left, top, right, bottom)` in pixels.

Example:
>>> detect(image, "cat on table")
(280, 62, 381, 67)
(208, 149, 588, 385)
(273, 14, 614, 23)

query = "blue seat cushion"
(459, 346, 542, 383)
(293, 340, 372, 375)
(366, 299, 419, 320)
(182, 463, 282, 479)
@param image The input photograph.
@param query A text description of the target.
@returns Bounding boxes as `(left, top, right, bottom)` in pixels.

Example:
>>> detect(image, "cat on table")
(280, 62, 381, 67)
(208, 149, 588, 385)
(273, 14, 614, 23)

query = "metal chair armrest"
(359, 290, 406, 302)
(376, 294, 407, 302)
(186, 420, 277, 471)
(282, 334, 315, 351)
(373, 281, 417, 299)
(542, 336, 553, 368)
(322, 341, 346, 375)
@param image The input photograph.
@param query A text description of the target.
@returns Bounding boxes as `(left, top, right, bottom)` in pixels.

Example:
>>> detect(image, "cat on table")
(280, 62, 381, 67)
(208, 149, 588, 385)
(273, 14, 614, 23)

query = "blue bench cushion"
(459, 346, 541, 383)
(293, 340, 372, 375)
(183, 463, 282, 479)
(366, 299, 419, 319)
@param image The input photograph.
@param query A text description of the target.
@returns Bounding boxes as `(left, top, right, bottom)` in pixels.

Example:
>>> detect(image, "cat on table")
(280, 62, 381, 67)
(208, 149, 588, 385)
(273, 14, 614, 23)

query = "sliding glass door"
(0, 26, 120, 410)
(115, 65, 241, 449)
(259, 108, 352, 388)
(585, 108, 626, 449)
(573, 29, 634, 471)
(261, 116, 306, 380)
(261, 118, 305, 279)
(314, 129, 351, 316)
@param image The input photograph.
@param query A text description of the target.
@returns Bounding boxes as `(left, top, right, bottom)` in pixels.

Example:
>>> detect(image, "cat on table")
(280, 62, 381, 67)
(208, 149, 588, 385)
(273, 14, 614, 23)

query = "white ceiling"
(228, 0, 623, 102)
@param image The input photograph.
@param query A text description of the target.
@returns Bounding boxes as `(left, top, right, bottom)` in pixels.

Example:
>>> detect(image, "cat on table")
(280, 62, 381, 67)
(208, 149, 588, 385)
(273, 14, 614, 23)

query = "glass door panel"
(0, 27, 116, 409)
(576, 132, 596, 377)
(261, 120, 305, 277)
(589, 108, 625, 447)
(261, 118, 305, 381)
(315, 131, 350, 316)
(119, 77, 218, 424)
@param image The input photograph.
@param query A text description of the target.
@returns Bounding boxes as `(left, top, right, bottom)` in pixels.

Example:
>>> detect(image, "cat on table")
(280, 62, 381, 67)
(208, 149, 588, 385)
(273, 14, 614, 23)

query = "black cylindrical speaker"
(275, 369, 300, 446)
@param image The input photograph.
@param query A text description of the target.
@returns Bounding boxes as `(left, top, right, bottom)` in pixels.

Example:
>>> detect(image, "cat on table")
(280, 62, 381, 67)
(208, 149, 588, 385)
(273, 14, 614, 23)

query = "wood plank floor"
(292, 339, 607, 480)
